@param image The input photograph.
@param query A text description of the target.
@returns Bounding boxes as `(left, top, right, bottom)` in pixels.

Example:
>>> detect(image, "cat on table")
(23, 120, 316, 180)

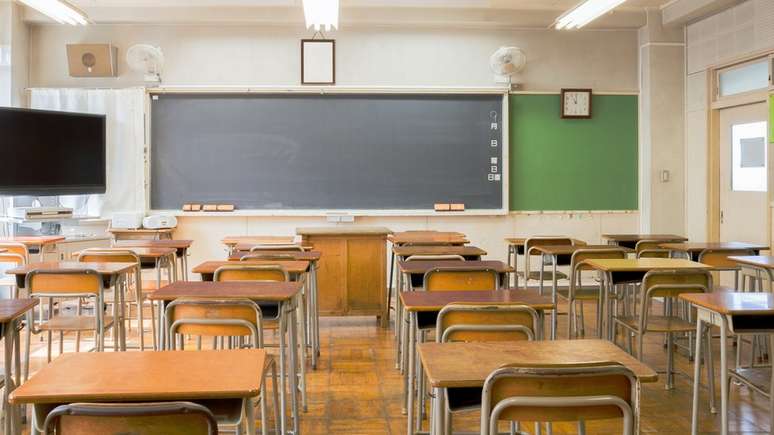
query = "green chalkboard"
(509, 94, 638, 211)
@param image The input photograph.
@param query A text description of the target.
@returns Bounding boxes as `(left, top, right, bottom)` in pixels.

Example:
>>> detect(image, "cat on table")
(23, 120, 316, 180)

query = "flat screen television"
(0, 107, 106, 196)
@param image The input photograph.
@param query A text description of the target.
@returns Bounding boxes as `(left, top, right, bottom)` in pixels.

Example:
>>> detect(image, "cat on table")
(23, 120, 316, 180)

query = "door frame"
(707, 51, 774, 243)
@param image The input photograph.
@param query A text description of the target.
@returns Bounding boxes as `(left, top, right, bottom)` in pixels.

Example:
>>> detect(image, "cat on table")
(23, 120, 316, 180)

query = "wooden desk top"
(601, 234, 687, 243)
(10, 349, 267, 405)
(298, 226, 392, 236)
(400, 289, 553, 312)
(659, 242, 768, 252)
(149, 280, 302, 302)
(730, 255, 774, 270)
(504, 237, 586, 247)
(583, 258, 710, 272)
(0, 248, 6, 254)
(229, 251, 322, 262)
(221, 236, 298, 246)
(397, 260, 513, 274)
(109, 228, 175, 234)
(74, 247, 177, 260)
(233, 243, 312, 252)
(533, 244, 634, 256)
(0, 298, 38, 323)
(115, 239, 193, 250)
(0, 236, 66, 246)
(389, 232, 468, 245)
(7, 261, 137, 277)
(193, 260, 310, 275)
(680, 292, 774, 316)
(418, 339, 658, 388)
(392, 245, 487, 258)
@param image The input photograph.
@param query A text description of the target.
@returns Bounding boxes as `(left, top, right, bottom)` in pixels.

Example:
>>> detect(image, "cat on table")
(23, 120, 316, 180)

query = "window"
(718, 59, 770, 98)
(731, 121, 767, 192)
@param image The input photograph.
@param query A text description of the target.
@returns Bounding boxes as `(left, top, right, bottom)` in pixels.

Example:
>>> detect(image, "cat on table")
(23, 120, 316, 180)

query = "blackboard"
(150, 93, 505, 211)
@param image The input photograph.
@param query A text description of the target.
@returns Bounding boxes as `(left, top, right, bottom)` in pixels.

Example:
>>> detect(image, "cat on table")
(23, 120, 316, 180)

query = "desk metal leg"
(395, 264, 405, 370)
(3, 320, 18, 435)
(387, 248, 395, 326)
(288, 304, 300, 435)
(550, 254, 558, 340)
(244, 397, 256, 435)
(691, 318, 703, 435)
(278, 302, 288, 435)
(719, 316, 729, 435)
(406, 312, 416, 435)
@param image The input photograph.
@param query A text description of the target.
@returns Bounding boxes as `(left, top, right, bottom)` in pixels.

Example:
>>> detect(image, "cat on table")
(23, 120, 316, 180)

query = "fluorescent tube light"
(17, 0, 89, 26)
(555, 0, 627, 30)
(303, 0, 339, 32)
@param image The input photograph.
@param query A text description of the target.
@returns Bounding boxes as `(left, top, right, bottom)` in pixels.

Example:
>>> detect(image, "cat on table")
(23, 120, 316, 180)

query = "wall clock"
(561, 88, 592, 119)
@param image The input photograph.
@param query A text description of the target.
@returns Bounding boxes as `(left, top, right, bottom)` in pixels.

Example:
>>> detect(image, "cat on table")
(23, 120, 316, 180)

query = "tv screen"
(0, 107, 106, 196)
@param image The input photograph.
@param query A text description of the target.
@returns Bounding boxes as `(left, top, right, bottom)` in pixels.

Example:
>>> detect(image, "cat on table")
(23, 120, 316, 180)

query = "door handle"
(720, 210, 724, 224)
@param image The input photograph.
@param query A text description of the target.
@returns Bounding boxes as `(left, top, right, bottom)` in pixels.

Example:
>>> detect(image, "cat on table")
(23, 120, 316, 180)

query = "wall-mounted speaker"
(66, 44, 117, 77)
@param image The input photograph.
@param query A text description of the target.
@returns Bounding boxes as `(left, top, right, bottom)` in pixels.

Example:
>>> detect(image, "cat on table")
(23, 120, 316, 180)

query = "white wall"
(0, 1, 28, 107)
(26, 23, 641, 270)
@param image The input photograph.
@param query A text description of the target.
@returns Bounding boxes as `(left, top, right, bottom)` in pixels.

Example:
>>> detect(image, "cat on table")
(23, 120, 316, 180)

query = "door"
(719, 102, 769, 244)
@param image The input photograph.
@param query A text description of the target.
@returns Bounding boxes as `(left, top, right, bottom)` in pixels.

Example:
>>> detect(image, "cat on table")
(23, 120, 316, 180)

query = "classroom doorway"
(718, 102, 769, 245)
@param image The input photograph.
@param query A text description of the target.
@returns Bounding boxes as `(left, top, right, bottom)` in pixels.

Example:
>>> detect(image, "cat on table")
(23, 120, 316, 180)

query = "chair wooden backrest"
(43, 401, 218, 435)
(639, 269, 711, 329)
(523, 237, 573, 277)
(436, 303, 538, 342)
(26, 269, 103, 297)
(249, 244, 305, 252)
(240, 253, 296, 261)
(698, 249, 755, 270)
(423, 267, 499, 292)
(0, 242, 29, 263)
(0, 252, 26, 271)
(405, 255, 465, 262)
(569, 248, 628, 297)
(213, 265, 288, 282)
(636, 249, 671, 259)
(165, 298, 263, 346)
(77, 248, 141, 266)
(480, 362, 636, 435)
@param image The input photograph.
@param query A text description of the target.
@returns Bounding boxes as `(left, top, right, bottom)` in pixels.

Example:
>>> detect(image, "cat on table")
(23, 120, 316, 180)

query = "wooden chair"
(698, 248, 755, 289)
(214, 265, 288, 322)
(435, 303, 539, 434)
(521, 237, 574, 295)
(77, 249, 153, 350)
(165, 298, 279, 435)
(612, 269, 714, 390)
(42, 401, 219, 435)
(423, 267, 499, 292)
(480, 362, 638, 435)
(241, 253, 296, 261)
(634, 240, 671, 259)
(557, 248, 627, 339)
(25, 269, 114, 368)
(0, 242, 29, 263)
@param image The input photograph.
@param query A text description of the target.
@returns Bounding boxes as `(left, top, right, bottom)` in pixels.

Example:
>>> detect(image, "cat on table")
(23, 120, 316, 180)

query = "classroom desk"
(114, 239, 193, 280)
(400, 289, 553, 428)
(582, 258, 711, 339)
(601, 234, 687, 249)
(0, 298, 38, 435)
(417, 339, 658, 435)
(533, 244, 634, 339)
(0, 236, 66, 261)
(730, 255, 774, 292)
(150, 280, 302, 435)
(9, 349, 270, 435)
(503, 237, 586, 288)
(193, 260, 310, 281)
(659, 242, 768, 262)
(681, 292, 774, 435)
(108, 227, 174, 241)
(7, 261, 137, 352)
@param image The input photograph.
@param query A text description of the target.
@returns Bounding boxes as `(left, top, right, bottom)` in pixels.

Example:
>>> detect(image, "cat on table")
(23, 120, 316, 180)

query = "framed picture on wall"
(301, 39, 335, 85)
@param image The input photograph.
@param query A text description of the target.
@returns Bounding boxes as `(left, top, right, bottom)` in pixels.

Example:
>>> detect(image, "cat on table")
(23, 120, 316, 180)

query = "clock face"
(562, 90, 592, 118)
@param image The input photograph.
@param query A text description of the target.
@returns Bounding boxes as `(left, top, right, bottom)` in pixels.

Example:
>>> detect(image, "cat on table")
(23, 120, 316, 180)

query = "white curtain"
(29, 88, 145, 218)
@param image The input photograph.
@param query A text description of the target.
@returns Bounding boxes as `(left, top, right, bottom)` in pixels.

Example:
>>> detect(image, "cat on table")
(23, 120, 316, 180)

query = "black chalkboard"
(150, 93, 504, 210)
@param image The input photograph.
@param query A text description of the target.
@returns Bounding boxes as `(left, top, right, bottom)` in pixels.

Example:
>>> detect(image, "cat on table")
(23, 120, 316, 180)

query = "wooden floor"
(18, 302, 774, 434)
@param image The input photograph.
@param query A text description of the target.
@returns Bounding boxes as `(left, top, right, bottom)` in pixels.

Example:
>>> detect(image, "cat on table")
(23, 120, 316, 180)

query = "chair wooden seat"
(556, 285, 599, 300)
(40, 315, 115, 332)
(615, 315, 695, 333)
(517, 270, 567, 281)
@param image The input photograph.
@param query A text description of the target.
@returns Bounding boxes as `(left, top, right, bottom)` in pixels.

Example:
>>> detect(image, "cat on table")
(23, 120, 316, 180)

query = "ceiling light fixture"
(302, 0, 339, 32)
(16, 0, 89, 26)
(554, 0, 627, 30)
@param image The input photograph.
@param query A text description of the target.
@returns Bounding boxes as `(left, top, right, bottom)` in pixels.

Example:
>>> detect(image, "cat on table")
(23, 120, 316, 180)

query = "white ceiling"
(27, 0, 675, 28)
